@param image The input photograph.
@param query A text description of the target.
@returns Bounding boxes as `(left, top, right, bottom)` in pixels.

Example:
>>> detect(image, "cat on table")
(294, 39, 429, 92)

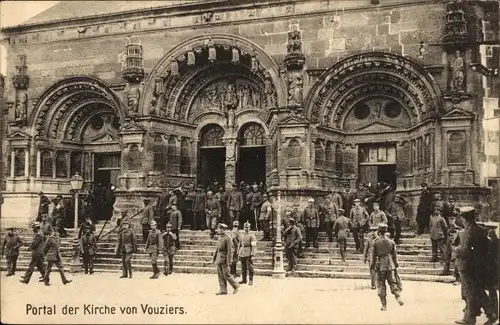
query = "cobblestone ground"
(0, 271, 492, 324)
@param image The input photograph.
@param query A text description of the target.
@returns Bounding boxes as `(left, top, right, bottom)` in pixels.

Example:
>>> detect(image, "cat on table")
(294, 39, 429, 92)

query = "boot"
(89, 261, 94, 274)
(380, 296, 387, 311)
(395, 295, 404, 306)
(249, 279, 253, 286)
(151, 264, 160, 279)
(128, 268, 132, 279)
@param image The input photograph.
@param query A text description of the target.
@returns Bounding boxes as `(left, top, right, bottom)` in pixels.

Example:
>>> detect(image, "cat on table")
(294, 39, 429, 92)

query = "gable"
(354, 121, 401, 132)
(7, 130, 31, 139)
(442, 108, 475, 119)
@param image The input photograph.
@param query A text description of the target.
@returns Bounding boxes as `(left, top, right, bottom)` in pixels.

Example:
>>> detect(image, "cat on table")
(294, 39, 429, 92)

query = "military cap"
(150, 220, 157, 226)
(233, 221, 240, 227)
(32, 222, 41, 228)
(38, 191, 44, 195)
(308, 198, 315, 203)
(421, 183, 428, 187)
(252, 184, 258, 188)
(460, 206, 476, 220)
(434, 191, 442, 195)
(369, 226, 378, 231)
(121, 219, 130, 225)
(207, 190, 213, 195)
(218, 223, 228, 229)
(166, 222, 172, 228)
(121, 210, 129, 216)
(354, 198, 361, 202)
(377, 223, 388, 231)
(144, 198, 151, 203)
(7, 227, 15, 231)
(338, 208, 345, 214)
(289, 217, 296, 223)
(373, 202, 380, 206)
(243, 222, 251, 228)
(449, 196, 456, 202)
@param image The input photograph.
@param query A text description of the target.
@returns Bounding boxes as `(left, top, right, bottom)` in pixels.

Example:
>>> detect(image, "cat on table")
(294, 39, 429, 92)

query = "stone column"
(10, 150, 14, 177)
(24, 148, 29, 177)
(36, 149, 41, 178)
(223, 138, 237, 189)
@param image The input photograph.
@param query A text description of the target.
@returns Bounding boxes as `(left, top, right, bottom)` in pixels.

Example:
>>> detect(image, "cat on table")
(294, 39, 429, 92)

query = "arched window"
(70, 151, 83, 176)
(153, 135, 166, 171)
(314, 140, 325, 169)
(180, 138, 191, 174)
(200, 124, 224, 147)
(128, 145, 141, 170)
(287, 139, 301, 168)
(335, 144, 343, 174)
(14, 149, 26, 177)
(55, 151, 68, 178)
(40, 150, 53, 177)
(167, 136, 178, 174)
(239, 123, 265, 146)
(325, 142, 334, 170)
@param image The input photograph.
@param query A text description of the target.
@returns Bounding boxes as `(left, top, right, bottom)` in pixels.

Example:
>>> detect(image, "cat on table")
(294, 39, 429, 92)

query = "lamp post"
(272, 190, 285, 278)
(69, 172, 84, 273)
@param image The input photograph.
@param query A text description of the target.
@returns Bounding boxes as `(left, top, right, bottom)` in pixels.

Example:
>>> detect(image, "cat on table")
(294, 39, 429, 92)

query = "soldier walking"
(42, 229, 72, 286)
(2, 227, 23, 276)
(363, 226, 379, 289)
(284, 217, 302, 271)
(206, 191, 221, 239)
(37, 191, 51, 222)
(259, 194, 273, 241)
(416, 183, 432, 234)
(322, 197, 339, 242)
(141, 199, 155, 243)
(239, 222, 256, 285)
(386, 195, 407, 244)
(350, 198, 369, 252)
(192, 186, 206, 231)
(115, 220, 137, 279)
(20, 222, 45, 284)
(429, 210, 447, 263)
(229, 221, 242, 277)
(302, 198, 320, 248)
(250, 185, 263, 231)
(162, 223, 177, 276)
(40, 214, 53, 239)
(370, 223, 404, 310)
(145, 220, 163, 279)
(169, 203, 183, 249)
(213, 223, 239, 295)
(333, 209, 353, 263)
(80, 226, 97, 274)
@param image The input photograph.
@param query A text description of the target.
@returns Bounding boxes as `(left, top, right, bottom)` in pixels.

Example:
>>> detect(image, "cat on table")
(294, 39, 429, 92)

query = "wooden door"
(359, 165, 378, 187)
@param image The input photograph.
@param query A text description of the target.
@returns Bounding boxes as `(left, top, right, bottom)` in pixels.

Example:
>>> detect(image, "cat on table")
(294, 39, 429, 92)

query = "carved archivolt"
(305, 52, 444, 129)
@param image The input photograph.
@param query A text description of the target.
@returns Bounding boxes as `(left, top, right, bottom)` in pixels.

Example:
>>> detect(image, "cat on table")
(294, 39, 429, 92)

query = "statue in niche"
(127, 87, 140, 115)
(451, 50, 465, 92)
(287, 30, 302, 55)
(208, 38, 216, 63)
(151, 77, 163, 107)
(206, 87, 220, 109)
(231, 47, 239, 63)
(252, 88, 261, 108)
(15, 92, 28, 122)
(224, 84, 237, 107)
(187, 51, 195, 66)
(264, 72, 276, 108)
(288, 76, 303, 106)
(251, 56, 259, 73)
(170, 60, 179, 77)
(227, 107, 235, 128)
(242, 85, 251, 107)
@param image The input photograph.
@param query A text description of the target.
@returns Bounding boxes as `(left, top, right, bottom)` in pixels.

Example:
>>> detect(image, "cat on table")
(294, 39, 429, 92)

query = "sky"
(0, 1, 59, 75)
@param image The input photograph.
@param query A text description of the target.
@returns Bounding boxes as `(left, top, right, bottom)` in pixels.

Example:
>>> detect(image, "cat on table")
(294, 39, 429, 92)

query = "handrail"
(96, 208, 144, 241)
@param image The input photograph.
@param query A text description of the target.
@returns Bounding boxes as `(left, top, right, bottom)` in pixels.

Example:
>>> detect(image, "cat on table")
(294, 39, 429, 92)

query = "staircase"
(0, 222, 455, 283)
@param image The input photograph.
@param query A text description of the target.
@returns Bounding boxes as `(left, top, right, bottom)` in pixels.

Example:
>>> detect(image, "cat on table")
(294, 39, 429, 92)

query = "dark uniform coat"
(229, 190, 244, 211)
(169, 210, 183, 230)
(43, 235, 61, 262)
(2, 233, 23, 257)
(80, 233, 97, 255)
(162, 231, 177, 256)
(29, 233, 45, 258)
(301, 207, 320, 228)
(213, 233, 233, 265)
(284, 225, 302, 248)
(115, 229, 137, 255)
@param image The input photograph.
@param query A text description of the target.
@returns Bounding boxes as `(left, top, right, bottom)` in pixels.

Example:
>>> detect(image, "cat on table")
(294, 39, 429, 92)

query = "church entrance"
(198, 124, 226, 189)
(358, 143, 397, 189)
(237, 123, 266, 186)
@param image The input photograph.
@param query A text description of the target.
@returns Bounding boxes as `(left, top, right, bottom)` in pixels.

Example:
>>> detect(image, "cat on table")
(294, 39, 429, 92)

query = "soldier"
(370, 223, 404, 310)
(2, 227, 23, 276)
(206, 191, 221, 239)
(145, 220, 163, 279)
(429, 210, 447, 263)
(162, 223, 177, 276)
(230, 221, 242, 277)
(291, 202, 305, 257)
(20, 222, 45, 284)
(166, 189, 178, 227)
(431, 191, 448, 224)
(37, 191, 51, 222)
(386, 195, 408, 244)
(250, 184, 263, 231)
(350, 198, 369, 253)
(213, 223, 239, 295)
(443, 196, 458, 227)
(259, 193, 273, 241)
(344, 187, 356, 218)
(416, 183, 433, 234)
(323, 196, 339, 242)
(116, 210, 130, 231)
(141, 198, 155, 243)
(42, 229, 72, 286)
(282, 207, 293, 229)
(157, 187, 170, 231)
(302, 198, 320, 248)
(79, 226, 97, 274)
(333, 209, 353, 263)
(40, 213, 53, 239)
(78, 216, 95, 238)
(363, 226, 379, 289)
(169, 203, 183, 250)
(115, 219, 137, 278)
(228, 183, 244, 227)
(52, 195, 67, 237)
(442, 212, 462, 278)
(485, 228, 499, 324)
(239, 221, 257, 285)
(193, 186, 207, 231)
(284, 217, 302, 272)
(369, 202, 388, 228)
(330, 189, 344, 211)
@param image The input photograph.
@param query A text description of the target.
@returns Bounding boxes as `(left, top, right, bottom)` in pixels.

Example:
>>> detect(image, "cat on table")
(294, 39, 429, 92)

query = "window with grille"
(239, 123, 265, 146)
(200, 125, 225, 147)
(40, 150, 53, 177)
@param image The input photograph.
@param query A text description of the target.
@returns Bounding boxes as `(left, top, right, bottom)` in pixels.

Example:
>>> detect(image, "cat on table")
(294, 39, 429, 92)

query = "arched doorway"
(198, 124, 225, 188)
(237, 122, 266, 185)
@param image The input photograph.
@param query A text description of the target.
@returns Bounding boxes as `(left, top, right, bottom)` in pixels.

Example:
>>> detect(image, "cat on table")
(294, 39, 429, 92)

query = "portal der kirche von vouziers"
(25, 303, 186, 316)
(1, 0, 499, 226)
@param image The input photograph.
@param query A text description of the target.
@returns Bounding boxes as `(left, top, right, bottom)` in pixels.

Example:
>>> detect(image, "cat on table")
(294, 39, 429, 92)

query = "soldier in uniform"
(344, 187, 356, 218)
(162, 223, 177, 276)
(363, 226, 379, 289)
(302, 198, 320, 248)
(284, 217, 302, 272)
(431, 191, 449, 224)
(157, 187, 170, 231)
(206, 191, 221, 239)
(429, 210, 448, 262)
(2, 227, 23, 276)
(228, 183, 244, 227)
(42, 229, 72, 286)
(79, 225, 97, 274)
(416, 183, 433, 234)
(441, 211, 462, 277)
(37, 191, 51, 222)
(145, 220, 163, 279)
(40, 213, 53, 239)
(350, 198, 369, 253)
(115, 220, 137, 278)
(443, 196, 458, 227)
(213, 223, 239, 295)
(239, 222, 257, 285)
(322, 196, 339, 242)
(371, 223, 404, 310)
(193, 186, 207, 231)
(20, 222, 46, 284)
(169, 203, 183, 249)
(386, 195, 408, 244)
(250, 184, 263, 231)
(259, 193, 273, 241)
(369, 202, 388, 228)
(333, 209, 353, 263)
(141, 199, 155, 243)
(291, 202, 305, 257)
(230, 221, 242, 277)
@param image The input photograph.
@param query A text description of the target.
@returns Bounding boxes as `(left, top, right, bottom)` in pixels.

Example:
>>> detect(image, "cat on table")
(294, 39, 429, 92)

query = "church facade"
(1, 0, 499, 226)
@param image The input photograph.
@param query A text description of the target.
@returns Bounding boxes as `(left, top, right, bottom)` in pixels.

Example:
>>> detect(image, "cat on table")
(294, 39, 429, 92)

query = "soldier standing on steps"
(239, 222, 257, 285)
(363, 226, 379, 289)
(145, 220, 163, 279)
(162, 223, 177, 276)
(37, 191, 51, 222)
(80, 226, 97, 274)
(213, 223, 239, 295)
(284, 217, 302, 272)
(2, 227, 23, 276)
(333, 209, 353, 264)
(40, 214, 53, 240)
(350, 198, 369, 253)
(206, 191, 221, 239)
(169, 203, 182, 250)
(115, 220, 137, 279)
(370, 223, 404, 311)
(302, 198, 320, 248)
(42, 229, 72, 286)
(20, 222, 45, 284)
(230, 221, 242, 277)
(259, 194, 273, 241)
(141, 199, 155, 243)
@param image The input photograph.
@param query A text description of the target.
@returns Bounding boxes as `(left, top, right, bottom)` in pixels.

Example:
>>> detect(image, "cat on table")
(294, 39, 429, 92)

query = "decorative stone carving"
(127, 86, 141, 116)
(187, 51, 196, 66)
(251, 55, 259, 73)
(151, 77, 163, 108)
(442, 0, 468, 46)
(122, 40, 144, 83)
(231, 46, 240, 63)
(208, 38, 217, 63)
(288, 76, 303, 107)
(264, 72, 277, 108)
(283, 30, 306, 70)
(13, 92, 28, 125)
(170, 60, 179, 77)
(227, 107, 235, 128)
(12, 54, 29, 89)
(450, 51, 465, 93)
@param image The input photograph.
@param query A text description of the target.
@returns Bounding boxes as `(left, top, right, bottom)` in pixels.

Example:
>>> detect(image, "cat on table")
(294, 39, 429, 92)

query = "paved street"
(1, 271, 490, 324)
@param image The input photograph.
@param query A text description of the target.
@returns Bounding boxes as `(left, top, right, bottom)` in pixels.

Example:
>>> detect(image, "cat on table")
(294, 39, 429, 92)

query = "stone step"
(291, 264, 447, 275)
(287, 270, 455, 283)
(296, 258, 452, 268)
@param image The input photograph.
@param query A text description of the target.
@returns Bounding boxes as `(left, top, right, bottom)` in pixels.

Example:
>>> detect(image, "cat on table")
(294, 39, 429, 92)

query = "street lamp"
(272, 190, 285, 278)
(69, 172, 84, 273)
